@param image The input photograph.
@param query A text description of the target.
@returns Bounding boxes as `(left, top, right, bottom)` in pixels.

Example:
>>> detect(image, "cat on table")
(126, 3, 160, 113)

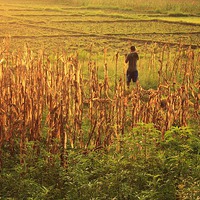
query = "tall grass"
(0, 37, 199, 169)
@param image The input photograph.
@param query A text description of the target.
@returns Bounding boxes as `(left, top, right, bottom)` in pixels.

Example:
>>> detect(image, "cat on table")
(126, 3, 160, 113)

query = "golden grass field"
(0, 1, 199, 199)
(0, 0, 199, 160)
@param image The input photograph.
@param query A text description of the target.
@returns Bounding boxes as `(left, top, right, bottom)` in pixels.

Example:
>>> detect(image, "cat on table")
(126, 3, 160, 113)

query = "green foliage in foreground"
(0, 124, 199, 200)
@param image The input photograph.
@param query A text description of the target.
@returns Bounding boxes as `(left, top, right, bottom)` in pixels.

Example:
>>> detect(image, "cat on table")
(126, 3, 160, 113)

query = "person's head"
(130, 46, 136, 52)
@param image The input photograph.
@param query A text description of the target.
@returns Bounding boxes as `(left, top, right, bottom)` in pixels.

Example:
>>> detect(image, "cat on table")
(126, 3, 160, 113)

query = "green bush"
(0, 125, 199, 199)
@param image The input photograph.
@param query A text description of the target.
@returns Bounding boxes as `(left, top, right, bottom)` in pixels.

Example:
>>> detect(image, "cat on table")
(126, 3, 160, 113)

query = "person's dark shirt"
(125, 52, 139, 72)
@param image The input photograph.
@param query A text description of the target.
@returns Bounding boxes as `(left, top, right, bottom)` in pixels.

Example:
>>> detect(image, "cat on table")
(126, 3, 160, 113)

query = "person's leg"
(126, 71, 131, 89)
(132, 70, 138, 83)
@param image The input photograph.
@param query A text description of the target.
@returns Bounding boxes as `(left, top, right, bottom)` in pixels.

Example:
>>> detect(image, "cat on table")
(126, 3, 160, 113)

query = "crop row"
(0, 41, 199, 167)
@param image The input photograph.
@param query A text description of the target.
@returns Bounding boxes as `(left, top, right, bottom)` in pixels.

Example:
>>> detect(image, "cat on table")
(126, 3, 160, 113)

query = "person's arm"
(125, 54, 129, 63)
(136, 53, 139, 60)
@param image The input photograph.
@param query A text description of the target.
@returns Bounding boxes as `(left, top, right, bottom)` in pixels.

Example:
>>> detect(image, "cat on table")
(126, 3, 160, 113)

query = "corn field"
(0, 39, 199, 168)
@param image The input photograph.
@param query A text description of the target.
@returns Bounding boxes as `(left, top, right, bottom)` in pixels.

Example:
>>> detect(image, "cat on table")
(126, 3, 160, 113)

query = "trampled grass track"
(0, 4, 200, 54)
(1, 18, 200, 50)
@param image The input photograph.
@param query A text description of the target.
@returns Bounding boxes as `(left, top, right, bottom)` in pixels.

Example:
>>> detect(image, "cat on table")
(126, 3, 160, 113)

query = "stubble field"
(1, 2, 200, 51)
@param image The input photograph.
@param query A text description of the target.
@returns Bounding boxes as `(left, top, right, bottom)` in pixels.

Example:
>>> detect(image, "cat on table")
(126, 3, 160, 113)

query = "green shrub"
(0, 125, 199, 199)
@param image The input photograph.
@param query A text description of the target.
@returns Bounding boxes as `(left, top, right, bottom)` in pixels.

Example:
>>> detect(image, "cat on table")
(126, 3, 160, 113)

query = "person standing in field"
(125, 46, 139, 88)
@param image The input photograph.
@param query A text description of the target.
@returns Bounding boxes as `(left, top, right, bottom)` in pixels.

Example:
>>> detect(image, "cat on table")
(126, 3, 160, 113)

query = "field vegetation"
(0, 0, 200, 199)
